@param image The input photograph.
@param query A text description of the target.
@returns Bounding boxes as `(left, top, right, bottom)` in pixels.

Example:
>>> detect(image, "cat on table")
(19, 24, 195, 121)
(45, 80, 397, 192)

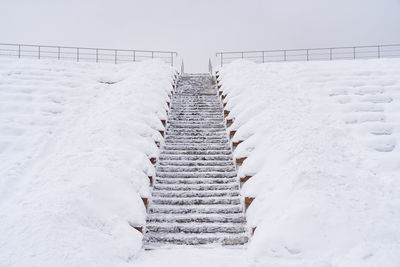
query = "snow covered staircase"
(143, 74, 249, 248)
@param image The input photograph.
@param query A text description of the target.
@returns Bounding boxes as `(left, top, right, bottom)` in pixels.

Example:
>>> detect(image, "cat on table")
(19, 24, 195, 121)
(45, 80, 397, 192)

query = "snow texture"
(0, 58, 176, 267)
(217, 59, 400, 267)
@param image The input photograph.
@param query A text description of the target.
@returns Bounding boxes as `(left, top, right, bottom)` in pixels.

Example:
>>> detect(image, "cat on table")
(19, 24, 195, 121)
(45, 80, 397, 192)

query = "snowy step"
(155, 177, 237, 185)
(152, 183, 239, 191)
(167, 117, 223, 122)
(146, 213, 246, 224)
(148, 204, 243, 214)
(157, 165, 235, 172)
(166, 128, 226, 133)
(167, 123, 225, 128)
(158, 160, 234, 167)
(160, 150, 231, 155)
(143, 233, 249, 246)
(156, 171, 236, 178)
(168, 119, 224, 124)
(164, 139, 228, 144)
(151, 197, 241, 205)
(151, 190, 239, 198)
(145, 223, 246, 234)
(165, 135, 227, 140)
(162, 144, 231, 151)
(158, 155, 232, 161)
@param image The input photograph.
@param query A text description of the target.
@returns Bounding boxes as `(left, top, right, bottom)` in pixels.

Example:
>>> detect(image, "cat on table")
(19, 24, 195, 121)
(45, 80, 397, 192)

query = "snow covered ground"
(218, 59, 400, 267)
(0, 58, 176, 266)
(2, 56, 399, 267)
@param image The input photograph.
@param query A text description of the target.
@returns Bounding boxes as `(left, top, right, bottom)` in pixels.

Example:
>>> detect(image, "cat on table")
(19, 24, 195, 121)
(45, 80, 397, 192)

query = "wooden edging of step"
(224, 109, 230, 116)
(236, 157, 246, 164)
(252, 227, 257, 236)
(232, 140, 243, 148)
(245, 197, 255, 211)
(149, 157, 157, 164)
(240, 176, 252, 183)
(133, 226, 143, 233)
(159, 130, 164, 137)
(142, 197, 148, 210)
(148, 176, 153, 185)
(230, 130, 236, 139)
(161, 119, 166, 127)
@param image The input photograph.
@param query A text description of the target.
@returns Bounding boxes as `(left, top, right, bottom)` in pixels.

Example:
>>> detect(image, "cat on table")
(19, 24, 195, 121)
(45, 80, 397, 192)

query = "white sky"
(1, 0, 399, 72)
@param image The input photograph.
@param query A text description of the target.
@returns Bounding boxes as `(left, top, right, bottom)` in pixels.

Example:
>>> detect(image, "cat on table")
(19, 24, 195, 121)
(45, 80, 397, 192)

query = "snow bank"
(218, 59, 400, 267)
(0, 58, 176, 266)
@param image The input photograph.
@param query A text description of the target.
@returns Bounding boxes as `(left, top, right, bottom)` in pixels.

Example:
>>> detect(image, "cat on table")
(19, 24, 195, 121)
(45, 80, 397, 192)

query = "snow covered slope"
(218, 59, 400, 267)
(0, 58, 176, 266)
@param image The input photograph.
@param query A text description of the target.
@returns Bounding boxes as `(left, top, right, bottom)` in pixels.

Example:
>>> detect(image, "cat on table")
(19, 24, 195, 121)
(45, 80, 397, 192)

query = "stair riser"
(151, 191, 239, 198)
(146, 226, 246, 234)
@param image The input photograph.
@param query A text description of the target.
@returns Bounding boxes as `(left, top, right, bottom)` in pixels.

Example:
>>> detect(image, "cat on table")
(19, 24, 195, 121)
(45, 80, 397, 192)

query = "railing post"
(181, 60, 184, 74)
(306, 49, 309, 61)
(96, 49, 98, 63)
(171, 52, 173, 67)
(330, 48, 332, 60)
(262, 51, 265, 63)
(152, 51, 154, 59)
(18, 45, 21, 58)
(283, 50, 286, 61)
(241, 52, 244, 59)
(378, 45, 380, 58)
(77, 48, 79, 62)
(38, 46, 41, 59)
(353, 47, 356, 59)
(58, 47, 60, 60)
(221, 53, 223, 67)
(133, 50, 136, 62)
(115, 50, 117, 64)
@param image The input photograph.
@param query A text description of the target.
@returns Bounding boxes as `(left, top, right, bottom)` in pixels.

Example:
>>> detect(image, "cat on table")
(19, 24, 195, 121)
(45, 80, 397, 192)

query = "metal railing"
(0, 43, 178, 66)
(216, 44, 400, 66)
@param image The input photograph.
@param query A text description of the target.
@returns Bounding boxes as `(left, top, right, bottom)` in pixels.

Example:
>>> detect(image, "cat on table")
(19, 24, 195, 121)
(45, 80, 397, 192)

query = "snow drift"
(0, 58, 176, 266)
(218, 59, 400, 267)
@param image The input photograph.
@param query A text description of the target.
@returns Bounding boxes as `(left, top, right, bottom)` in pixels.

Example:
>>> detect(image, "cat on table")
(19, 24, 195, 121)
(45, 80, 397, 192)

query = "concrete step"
(145, 223, 246, 234)
(156, 171, 236, 178)
(160, 150, 231, 155)
(167, 123, 225, 129)
(152, 183, 240, 191)
(151, 190, 239, 198)
(143, 233, 249, 247)
(146, 213, 246, 224)
(162, 144, 231, 151)
(158, 160, 234, 166)
(151, 197, 241, 205)
(164, 135, 227, 140)
(158, 154, 232, 161)
(148, 204, 243, 214)
(163, 139, 228, 144)
(157, 165, 235, 172)
(155, 177, 237, 185)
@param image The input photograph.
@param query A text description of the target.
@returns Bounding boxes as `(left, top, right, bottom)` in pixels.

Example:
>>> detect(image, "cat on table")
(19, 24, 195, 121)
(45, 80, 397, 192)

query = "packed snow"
(218, 58, 400, 267)
(0, 58, 176, 266)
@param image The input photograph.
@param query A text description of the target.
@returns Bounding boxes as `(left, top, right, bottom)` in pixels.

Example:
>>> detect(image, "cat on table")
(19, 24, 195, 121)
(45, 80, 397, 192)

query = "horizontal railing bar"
(216, 44, 400, 55)
(0, 43, 177, 54)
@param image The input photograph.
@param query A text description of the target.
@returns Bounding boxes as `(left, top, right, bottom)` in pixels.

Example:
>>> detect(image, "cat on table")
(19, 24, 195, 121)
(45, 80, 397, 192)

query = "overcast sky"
(1, 0, 399, 72)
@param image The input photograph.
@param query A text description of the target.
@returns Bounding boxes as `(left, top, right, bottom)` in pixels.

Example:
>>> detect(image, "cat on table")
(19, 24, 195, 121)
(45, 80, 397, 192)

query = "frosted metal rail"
(216, 44, 400, 66)
(0, 42, 178, 66)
